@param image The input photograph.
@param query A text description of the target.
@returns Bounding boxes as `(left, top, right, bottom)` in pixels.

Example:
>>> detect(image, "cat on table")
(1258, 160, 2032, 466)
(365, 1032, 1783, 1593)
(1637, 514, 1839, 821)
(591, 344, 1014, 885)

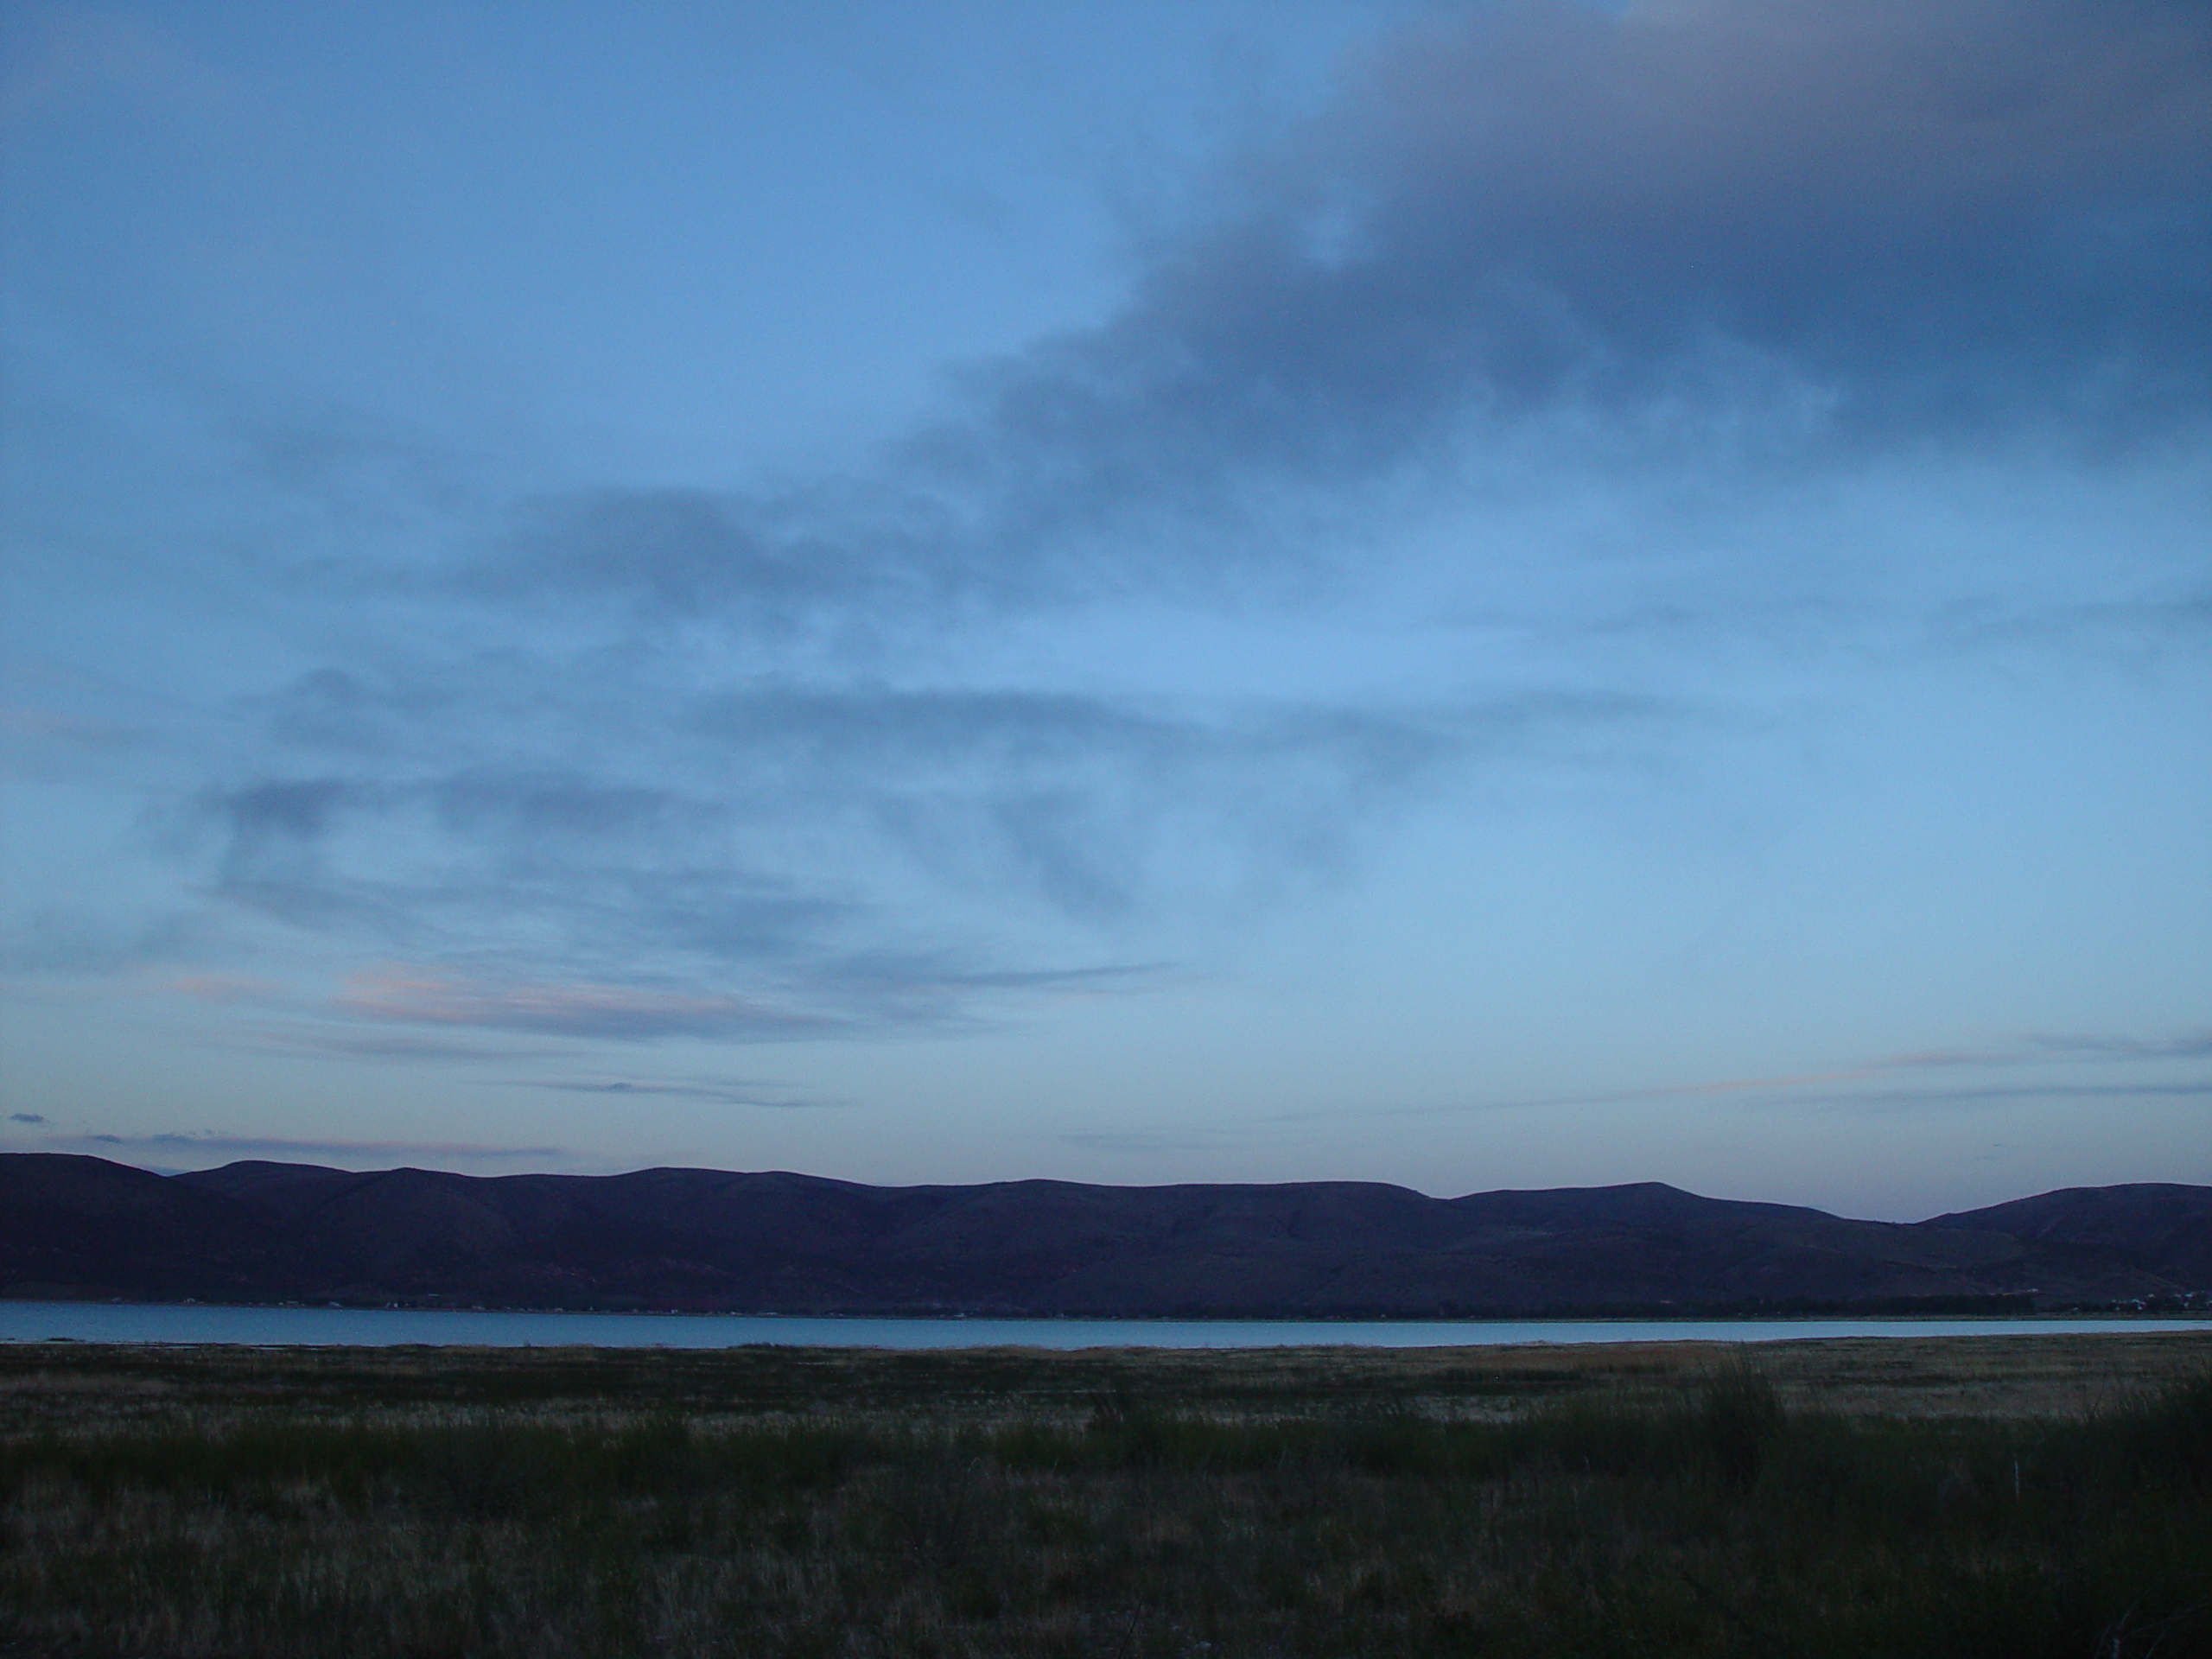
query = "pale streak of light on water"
(4, 1305, 2209, 1349)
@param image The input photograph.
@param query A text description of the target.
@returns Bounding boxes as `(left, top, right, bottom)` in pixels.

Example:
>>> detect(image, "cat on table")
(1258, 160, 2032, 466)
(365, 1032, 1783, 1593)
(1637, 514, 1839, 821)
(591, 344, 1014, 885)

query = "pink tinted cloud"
(155, 973, 279, 1004)
(334, 967, 829, 1040)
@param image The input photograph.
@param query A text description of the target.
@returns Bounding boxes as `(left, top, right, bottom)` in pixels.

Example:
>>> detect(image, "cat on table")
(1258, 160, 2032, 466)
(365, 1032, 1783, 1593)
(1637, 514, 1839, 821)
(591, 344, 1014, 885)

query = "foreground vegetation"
(1, 1335, 2208, 1657)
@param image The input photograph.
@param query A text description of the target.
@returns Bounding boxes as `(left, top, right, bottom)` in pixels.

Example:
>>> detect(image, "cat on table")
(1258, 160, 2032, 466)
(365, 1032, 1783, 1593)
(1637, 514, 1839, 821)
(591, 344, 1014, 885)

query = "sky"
(1, 0, 2207, 1220)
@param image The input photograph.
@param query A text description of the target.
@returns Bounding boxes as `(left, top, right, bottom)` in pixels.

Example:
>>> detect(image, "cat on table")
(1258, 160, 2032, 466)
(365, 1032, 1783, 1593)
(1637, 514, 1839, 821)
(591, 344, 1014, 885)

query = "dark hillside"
(1, 1154, 2203, 1313)
(1932, 1184, 2212, 1288)
(0, 1154, 298, 1301)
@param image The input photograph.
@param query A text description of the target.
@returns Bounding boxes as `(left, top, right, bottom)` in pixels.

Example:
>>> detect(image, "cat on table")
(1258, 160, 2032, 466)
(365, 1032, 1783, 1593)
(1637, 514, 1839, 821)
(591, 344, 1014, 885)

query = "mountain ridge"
(3, 1153, 2207, 1315)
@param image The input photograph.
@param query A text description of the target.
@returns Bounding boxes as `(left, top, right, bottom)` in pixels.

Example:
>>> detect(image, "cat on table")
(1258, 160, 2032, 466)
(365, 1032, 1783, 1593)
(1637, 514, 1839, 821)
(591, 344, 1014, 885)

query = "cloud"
(671, 683, 1643, 915)
(1058, 1124, 1282, 1156)
(0, 908, 225, 976)
(198, 1024, 563, 1065)
(10, 1130, 572, 1165)
(9, 1113, 47, 1125)
(461, 0, 2210, 632)
(1923, 586, 2212, 662)
(1788, 1079, 2212, 1115)
(313, 957, 1163, 1045)
(333, 968, 832, 1042)
(1289, 0, 2212, 437)
(165, 671, 1673, 1037)
(43, 1, 2198, 1072)
(157, 973, 278, 1004)
(2022, 1032, 2212, 1062)
(499, 1077, 844, 1109)
(248, 667, 455, 760)
(1280, 1027, 2212, 1124)
(1569, 1029, 2212, 1109)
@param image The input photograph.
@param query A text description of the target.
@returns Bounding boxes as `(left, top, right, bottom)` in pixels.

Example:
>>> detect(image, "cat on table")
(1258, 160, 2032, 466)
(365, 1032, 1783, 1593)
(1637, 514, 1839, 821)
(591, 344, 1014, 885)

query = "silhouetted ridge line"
(3, 1154, 2207, 1314)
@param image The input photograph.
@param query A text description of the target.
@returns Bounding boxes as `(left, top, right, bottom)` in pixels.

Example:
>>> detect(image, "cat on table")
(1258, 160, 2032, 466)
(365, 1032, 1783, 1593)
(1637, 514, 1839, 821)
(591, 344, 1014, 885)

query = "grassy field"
(0, 1332, 2207, 1657)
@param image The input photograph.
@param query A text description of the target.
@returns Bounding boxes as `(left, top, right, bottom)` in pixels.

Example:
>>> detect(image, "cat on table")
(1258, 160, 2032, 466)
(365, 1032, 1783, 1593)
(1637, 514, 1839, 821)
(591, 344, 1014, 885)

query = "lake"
(4, 1303, 2208, 1349)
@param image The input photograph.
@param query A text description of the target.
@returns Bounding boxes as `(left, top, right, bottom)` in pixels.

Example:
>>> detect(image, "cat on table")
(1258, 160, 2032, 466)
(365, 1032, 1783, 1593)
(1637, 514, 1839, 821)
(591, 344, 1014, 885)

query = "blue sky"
(2, 0, 2206, 1219)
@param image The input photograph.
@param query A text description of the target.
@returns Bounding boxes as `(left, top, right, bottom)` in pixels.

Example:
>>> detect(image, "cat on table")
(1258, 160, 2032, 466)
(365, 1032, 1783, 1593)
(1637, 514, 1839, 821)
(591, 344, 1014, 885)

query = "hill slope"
(2, 1154, 2203, 1313)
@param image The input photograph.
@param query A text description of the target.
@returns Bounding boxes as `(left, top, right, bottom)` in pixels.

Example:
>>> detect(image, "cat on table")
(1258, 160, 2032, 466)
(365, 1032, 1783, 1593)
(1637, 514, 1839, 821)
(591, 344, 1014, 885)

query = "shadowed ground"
(2, 1332, 2208, 1657)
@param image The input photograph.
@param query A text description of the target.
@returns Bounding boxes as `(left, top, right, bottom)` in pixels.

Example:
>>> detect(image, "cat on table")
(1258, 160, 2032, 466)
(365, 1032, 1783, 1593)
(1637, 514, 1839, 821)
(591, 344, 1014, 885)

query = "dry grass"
(1, 1333, 2207, 1658)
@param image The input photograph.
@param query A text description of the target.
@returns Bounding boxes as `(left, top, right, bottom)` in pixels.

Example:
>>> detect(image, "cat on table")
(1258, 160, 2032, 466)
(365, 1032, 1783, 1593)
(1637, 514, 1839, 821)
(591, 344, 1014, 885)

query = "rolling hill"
(3, 1154, 2205, 1315)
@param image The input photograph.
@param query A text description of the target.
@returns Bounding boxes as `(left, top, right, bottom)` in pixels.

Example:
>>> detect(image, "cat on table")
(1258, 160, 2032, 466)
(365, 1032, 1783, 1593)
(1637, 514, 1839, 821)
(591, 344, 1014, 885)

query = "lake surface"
(4, 1303, 2209, 1349)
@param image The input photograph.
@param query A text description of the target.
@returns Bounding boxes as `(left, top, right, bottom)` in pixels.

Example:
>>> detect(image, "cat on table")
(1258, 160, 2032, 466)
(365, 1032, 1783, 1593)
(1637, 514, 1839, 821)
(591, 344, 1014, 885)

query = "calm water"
(4, 1303, 2208, 1350)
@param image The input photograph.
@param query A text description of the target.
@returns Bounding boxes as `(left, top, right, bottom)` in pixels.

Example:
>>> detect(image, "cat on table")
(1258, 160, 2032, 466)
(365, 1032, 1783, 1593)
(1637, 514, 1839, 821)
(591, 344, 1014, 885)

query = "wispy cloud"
(196, 1022, 564, 1065)
(1253, 1029, 2212, 1127)
(156, 972, 279, 1004)
(1782, 1079, 2212, 1116)
(1924, 588, 2212, 663)
(1, 909, 227, 977)
(1519, 1031, 2212, 1112)
(1058, 1125, 1281, 1156)
(2019, 1033, 2212, 1063)
(499, 1077, 846, 1109)
(9, 1131, 573, 1165)
(139, 677, 1673, 1040)
(333, 969, 833, 1043)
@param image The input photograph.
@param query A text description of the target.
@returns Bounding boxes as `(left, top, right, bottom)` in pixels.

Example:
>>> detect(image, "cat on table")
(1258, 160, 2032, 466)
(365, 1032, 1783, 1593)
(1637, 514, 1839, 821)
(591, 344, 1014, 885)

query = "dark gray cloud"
(465, 0, 2210, 628)
(1279, 0, 2212, 435)
(9, 1114, 46, 1125)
